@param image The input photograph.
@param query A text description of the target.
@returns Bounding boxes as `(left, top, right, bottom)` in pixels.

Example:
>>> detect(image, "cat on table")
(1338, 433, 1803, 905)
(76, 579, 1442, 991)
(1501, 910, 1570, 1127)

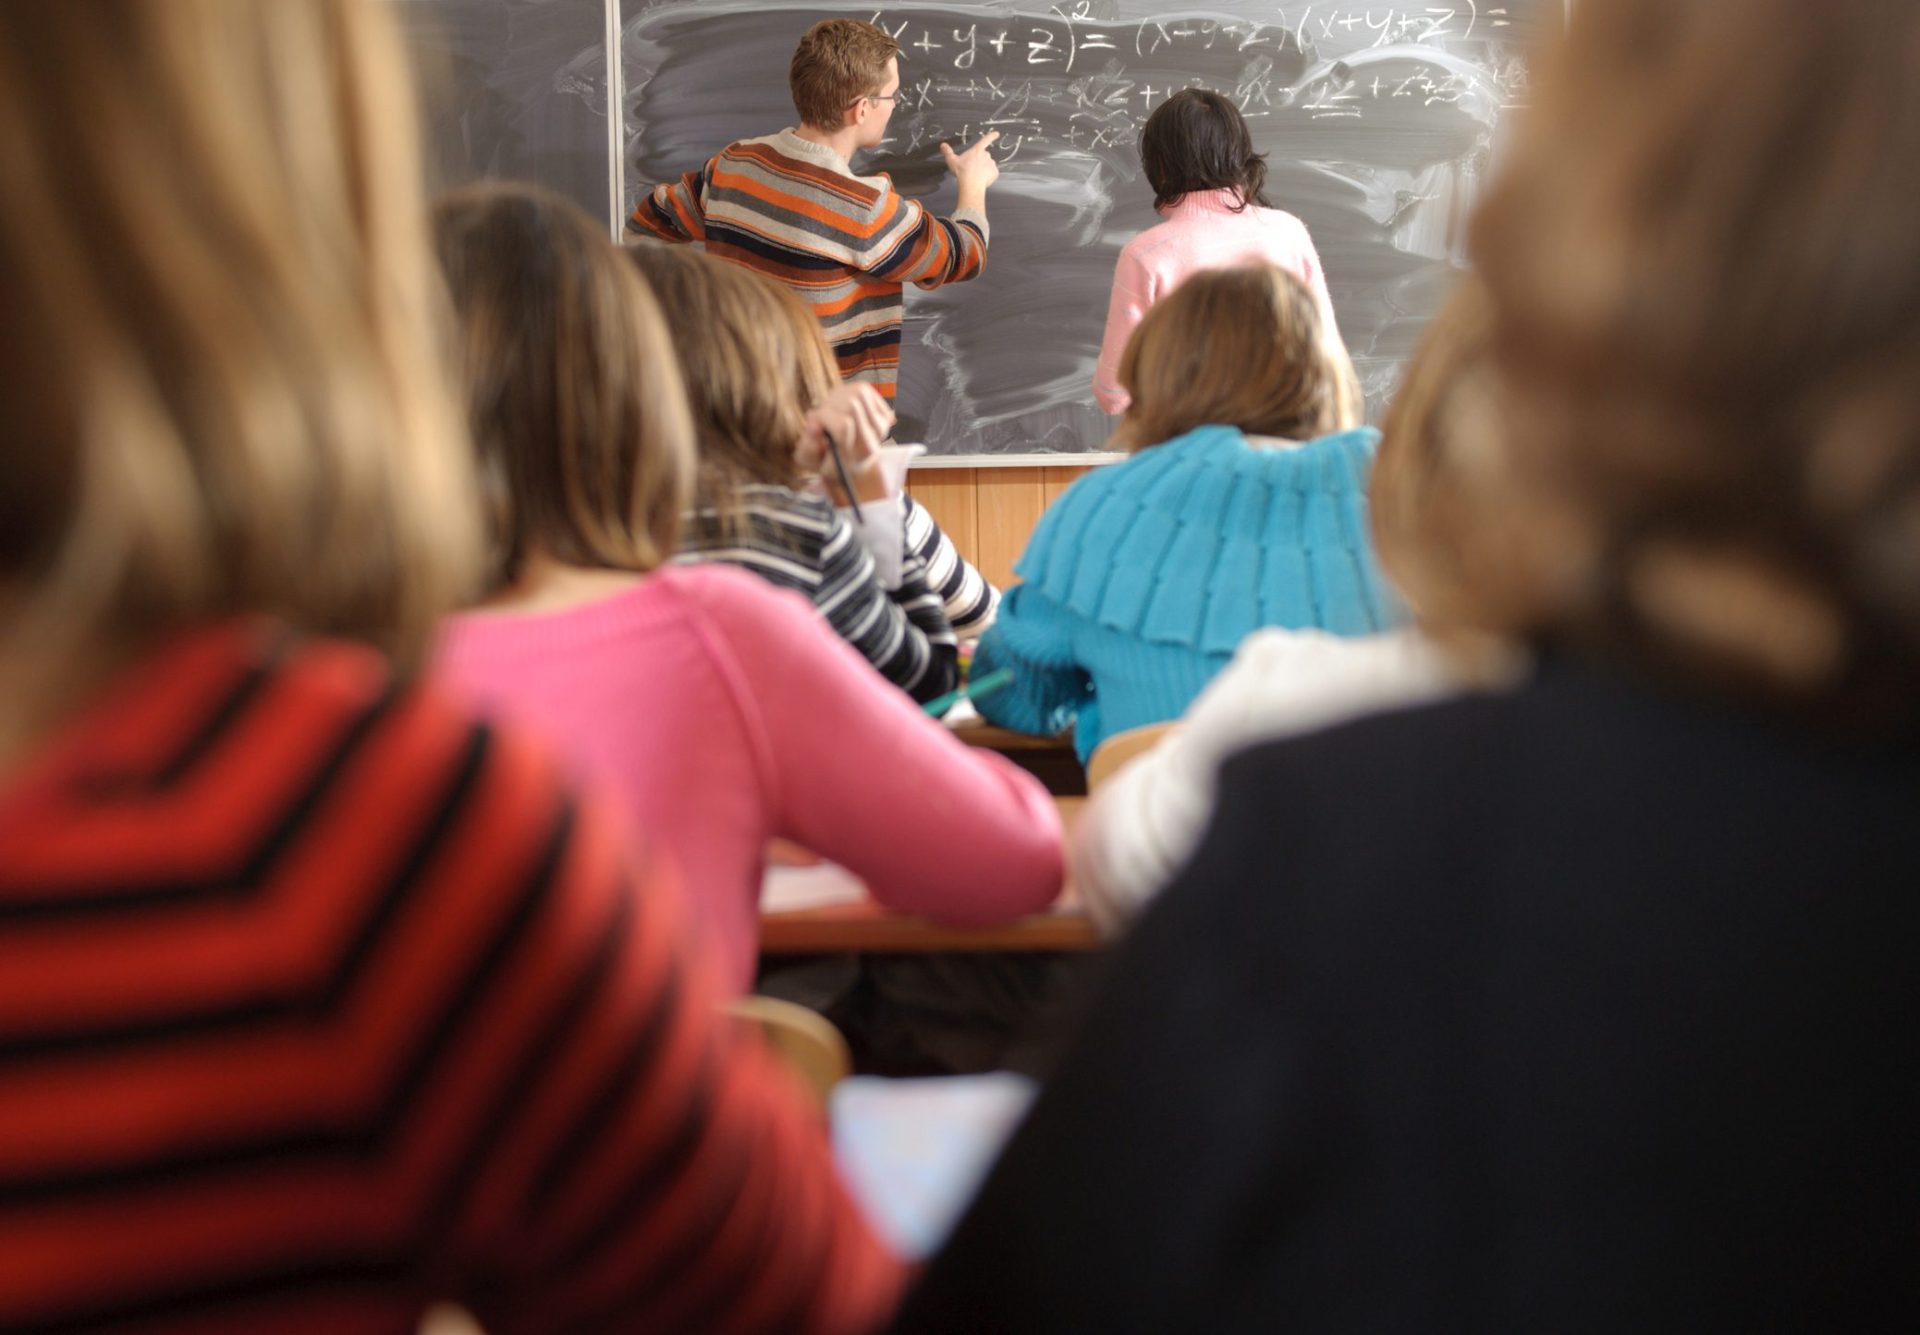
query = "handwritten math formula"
(867, 4, 1532, 162)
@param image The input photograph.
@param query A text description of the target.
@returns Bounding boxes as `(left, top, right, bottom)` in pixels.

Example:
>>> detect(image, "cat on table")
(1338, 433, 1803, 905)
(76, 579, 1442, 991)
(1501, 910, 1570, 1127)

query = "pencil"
(822, 427, 864, 527)
(920, 667, 1015, 717)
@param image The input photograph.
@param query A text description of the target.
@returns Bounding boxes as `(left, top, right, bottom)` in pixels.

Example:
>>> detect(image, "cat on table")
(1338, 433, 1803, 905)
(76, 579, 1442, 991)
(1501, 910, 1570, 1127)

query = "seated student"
(628, 242, 987, 702)
(628, 17, 1001, 400)
(889, 1, 1920, 1328)
(1074, 279, 1516, 933)
(1093, 88, 1339, 415)
(432, 184, 1063, 994)
(0, 4, 900, 1333)
(973, 263, 1394, 764)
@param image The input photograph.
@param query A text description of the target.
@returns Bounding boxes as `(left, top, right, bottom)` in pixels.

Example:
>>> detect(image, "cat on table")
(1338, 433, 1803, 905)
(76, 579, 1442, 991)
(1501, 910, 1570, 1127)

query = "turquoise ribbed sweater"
(972, 424, 1397, 762)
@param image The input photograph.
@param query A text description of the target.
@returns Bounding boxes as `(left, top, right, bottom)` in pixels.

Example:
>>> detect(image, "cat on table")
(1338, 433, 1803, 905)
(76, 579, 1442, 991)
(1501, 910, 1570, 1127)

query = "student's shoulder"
(726, 132, 895, 209)
(1, 623, 568, 861)
(1207, 669, 1580, 868)
(1251, 203, 1316, 241)
(651, 561, 827, 634)
(1117, 214, 1184, 264)
(732, 483, 842, 547)
(1227, 672, 1513, 776)
(664, 560, 867, 668)
(1173, 682, 1526, 938)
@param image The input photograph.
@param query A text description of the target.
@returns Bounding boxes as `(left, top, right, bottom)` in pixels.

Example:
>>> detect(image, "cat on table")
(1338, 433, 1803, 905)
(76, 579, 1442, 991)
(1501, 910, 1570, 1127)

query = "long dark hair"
(1139, 89, 1271, 212)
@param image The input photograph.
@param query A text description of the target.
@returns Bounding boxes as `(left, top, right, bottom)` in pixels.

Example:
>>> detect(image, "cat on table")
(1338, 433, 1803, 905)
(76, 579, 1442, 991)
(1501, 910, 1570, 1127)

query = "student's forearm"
(956, 184, 988, 215)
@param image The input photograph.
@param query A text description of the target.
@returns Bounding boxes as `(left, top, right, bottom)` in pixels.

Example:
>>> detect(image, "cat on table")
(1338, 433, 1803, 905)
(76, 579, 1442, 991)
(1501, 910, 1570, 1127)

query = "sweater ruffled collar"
(1014, 424, 1396, 652)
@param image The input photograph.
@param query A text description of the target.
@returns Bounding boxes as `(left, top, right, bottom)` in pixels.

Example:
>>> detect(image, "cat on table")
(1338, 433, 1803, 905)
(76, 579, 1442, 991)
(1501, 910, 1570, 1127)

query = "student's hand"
(941, 131, 1001, 205)
(799, 383, 896, 505)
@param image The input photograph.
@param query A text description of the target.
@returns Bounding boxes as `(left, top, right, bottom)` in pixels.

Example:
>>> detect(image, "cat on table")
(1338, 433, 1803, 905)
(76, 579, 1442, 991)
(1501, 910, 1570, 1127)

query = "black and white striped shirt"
(676, 485, 959, 703)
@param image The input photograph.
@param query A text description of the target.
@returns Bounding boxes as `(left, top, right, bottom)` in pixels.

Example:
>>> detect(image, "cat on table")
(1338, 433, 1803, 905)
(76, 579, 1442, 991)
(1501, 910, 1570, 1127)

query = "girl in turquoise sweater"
(975, 264, 1396, 761)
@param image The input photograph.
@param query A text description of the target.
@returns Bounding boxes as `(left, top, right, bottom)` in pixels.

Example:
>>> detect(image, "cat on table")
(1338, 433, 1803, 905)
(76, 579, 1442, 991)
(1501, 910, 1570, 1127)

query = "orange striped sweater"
(629, 130, 989, 398)
(0, 623, 901, 1334)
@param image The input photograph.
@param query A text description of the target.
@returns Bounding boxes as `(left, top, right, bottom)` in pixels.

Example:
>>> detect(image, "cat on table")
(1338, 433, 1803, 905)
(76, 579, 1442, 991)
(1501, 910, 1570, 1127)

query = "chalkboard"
(398, 0, 622, 234)
(622, 1, 1557, 462)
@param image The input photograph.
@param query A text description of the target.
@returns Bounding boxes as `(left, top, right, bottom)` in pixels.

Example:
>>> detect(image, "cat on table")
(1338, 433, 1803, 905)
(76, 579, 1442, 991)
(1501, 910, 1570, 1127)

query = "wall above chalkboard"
(622, 1, 1555, 462)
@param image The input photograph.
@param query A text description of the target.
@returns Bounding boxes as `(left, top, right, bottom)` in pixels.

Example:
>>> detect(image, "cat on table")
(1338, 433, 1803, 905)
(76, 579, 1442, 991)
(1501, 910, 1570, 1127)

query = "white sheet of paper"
(831, 1072, 1038, 1258)
(760, 861, 868, 913)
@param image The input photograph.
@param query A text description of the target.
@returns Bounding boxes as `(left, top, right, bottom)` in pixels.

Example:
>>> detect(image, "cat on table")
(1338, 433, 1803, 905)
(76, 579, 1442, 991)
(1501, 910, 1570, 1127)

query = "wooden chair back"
(726, 995, 852, 1113)
(1085, 722, 1177, 791)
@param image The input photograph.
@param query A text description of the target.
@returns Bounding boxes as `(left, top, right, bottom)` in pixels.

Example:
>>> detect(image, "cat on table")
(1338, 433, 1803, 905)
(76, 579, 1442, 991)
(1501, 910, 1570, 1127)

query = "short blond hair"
(435, 185, 694, 590)
(789, 19, 900, 129)
(1461, 0, 1920, 724)
(1113, 265, 1361, 452)
(0, 0, 478, 730)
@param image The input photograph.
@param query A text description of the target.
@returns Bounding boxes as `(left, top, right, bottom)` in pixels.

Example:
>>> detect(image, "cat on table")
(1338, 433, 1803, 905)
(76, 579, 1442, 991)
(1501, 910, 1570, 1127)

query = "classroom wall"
(907, 466, 1097, 590)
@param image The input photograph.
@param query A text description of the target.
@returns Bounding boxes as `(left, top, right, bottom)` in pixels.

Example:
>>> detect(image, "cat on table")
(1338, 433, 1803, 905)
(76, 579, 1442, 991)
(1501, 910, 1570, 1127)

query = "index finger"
(970, 130, 1001, 154)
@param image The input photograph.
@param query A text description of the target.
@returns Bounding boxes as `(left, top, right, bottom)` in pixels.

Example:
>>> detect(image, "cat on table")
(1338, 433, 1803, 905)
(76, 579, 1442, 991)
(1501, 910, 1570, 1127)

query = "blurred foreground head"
(1460, 0, 1920, 728)
(0, 0, 478, 739)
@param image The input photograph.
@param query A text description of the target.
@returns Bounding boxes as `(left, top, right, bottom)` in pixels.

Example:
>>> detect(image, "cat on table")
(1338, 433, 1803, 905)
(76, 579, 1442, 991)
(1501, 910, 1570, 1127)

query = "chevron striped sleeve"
(676, 486, 958, 704)
(628, 131, 988, 397)
(0, 624, 902, 1335)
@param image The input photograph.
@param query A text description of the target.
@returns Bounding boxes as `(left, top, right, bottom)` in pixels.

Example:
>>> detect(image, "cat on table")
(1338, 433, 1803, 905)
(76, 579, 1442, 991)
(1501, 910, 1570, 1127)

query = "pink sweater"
(436, 564, 1064, 990)
(1093, 187, 1337, 414)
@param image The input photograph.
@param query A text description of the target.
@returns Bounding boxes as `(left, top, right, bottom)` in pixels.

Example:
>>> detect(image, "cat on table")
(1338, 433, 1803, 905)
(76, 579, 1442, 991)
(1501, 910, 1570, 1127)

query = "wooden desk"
(760, 797, 1100, 954)
(949, 718, 1086, 796)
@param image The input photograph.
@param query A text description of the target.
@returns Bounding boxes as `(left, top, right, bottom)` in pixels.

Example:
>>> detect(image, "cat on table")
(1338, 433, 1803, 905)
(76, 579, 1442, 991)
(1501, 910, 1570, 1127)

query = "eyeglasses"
(852, 90, 906, 108)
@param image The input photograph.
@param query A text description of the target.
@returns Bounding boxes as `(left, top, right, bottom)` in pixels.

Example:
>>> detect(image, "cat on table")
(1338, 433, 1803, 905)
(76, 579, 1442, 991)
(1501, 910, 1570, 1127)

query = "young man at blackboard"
(628, 18, 1001, 401)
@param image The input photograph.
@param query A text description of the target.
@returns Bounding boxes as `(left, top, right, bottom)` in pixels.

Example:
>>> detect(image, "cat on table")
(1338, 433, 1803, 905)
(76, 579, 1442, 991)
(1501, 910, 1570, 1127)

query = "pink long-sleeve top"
(437, 563, 1065, 990)
(1093, 187, 1337, 414)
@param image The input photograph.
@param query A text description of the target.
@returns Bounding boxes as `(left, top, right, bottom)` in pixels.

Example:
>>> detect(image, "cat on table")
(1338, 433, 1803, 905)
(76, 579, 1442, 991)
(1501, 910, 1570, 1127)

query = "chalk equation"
(868, 4, 1531, 160)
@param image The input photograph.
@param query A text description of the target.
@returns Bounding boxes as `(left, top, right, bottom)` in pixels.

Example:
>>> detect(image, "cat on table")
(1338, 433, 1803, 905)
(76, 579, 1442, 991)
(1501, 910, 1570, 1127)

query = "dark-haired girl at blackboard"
(974, 264, 1397, 763)
(1093, 88, 1339, 415)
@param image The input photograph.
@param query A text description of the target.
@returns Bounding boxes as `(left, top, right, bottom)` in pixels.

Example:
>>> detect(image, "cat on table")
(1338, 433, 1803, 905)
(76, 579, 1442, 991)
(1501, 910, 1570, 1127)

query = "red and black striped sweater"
(0, 623, 900, 1334)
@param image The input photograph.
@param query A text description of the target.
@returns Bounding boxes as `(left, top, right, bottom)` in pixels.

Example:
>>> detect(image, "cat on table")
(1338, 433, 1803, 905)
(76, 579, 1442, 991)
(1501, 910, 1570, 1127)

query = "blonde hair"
(1372, 279, 1503, 632)
(625, 246, 837, 526)
(0, 0, 478, 737)
(434, 184, 694, 590)
(789, 19, 900, 129)
(1113, 265, 1362, 452)
(1460, 0, 1920, 725)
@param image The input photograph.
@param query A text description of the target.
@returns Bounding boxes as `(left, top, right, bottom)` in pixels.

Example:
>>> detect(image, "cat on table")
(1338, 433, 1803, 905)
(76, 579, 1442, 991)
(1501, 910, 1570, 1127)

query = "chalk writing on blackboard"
(862, 4, 1532, 161)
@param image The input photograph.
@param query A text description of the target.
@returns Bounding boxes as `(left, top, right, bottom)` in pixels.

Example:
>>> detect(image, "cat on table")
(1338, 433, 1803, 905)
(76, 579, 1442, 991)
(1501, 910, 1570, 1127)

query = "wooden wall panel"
(972, 468, 1048, 590)
(908, 465, 1104, 590)
(1043, 465, 1092, 507)
(905, 469, 977, 562)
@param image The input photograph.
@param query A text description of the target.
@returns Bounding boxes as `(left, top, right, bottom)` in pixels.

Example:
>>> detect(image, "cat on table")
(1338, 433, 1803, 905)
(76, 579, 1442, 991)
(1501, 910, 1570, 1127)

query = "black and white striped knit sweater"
(675, 484, 960, 704)
(904, 494, 999, 638)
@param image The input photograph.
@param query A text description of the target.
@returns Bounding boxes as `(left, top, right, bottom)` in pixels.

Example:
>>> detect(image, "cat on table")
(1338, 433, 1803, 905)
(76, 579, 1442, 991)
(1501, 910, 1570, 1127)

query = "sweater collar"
(1158, 187, 1250, 218)
(774, 127, 855, 176)
(1012, 423, 1397, 653)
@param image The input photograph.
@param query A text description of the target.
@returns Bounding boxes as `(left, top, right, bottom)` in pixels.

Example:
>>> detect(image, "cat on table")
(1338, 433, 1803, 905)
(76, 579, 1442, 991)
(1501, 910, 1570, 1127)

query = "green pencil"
(921, 667, 1014, 717)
